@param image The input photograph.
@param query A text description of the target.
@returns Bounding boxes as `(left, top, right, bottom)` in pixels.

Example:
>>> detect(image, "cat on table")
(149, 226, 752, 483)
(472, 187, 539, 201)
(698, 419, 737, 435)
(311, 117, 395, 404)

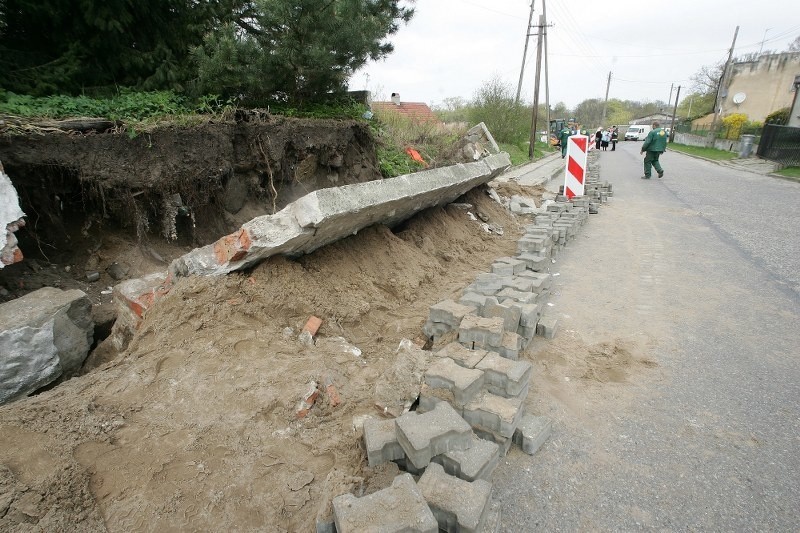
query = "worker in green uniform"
(559, 124, 572, 158)
(640, 120, 668, 179)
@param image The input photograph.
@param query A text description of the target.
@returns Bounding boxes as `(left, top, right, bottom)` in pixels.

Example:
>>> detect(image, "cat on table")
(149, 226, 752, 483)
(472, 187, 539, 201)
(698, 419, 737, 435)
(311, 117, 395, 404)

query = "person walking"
(594, 128, 602, 150)
(640, 121, 668, 179)
(600, 129, 610, 151)
(610, 126, 618, 151)
(559, 124, 572, 158)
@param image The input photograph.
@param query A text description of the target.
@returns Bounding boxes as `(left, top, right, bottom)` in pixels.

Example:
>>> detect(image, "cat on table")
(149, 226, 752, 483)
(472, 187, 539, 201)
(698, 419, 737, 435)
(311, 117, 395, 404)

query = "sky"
(347, 0, 800, 110)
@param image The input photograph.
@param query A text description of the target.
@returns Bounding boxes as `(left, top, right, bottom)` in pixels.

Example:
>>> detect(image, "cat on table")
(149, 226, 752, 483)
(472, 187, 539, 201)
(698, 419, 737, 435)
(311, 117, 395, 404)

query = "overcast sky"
(348, 0, 800, 110)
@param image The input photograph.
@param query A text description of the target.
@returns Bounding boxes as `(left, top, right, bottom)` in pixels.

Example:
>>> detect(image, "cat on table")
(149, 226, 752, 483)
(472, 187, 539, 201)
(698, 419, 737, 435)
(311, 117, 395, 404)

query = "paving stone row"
(332, 166, 611, 531)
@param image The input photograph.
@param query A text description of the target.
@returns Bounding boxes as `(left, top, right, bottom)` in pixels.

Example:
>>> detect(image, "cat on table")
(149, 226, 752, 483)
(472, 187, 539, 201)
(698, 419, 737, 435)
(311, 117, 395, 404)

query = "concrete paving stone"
(332, 473, 438, 533)
(417, 462, 492, 533)
(459, 292, 489, 315)
(536, 315, 558, 339)
(495, 288, 537, 304)
(472, 426, 513, 457)
(491, 332, 525, 361)
(425, 357, 485, 407)
(513, 414, 552, 455)
(516, 271, 552, 291)
(516, 236, 548, 253)
(422, 319, 452, 339)
(512, 302, 542, 327)
(463, 282, 500, 297)
(500, 277, 533, 293)
(433, 434, 500, 482)
(546, 203, 566, 213)
(482, 300, 521, 333)
(517, 324, 537, 340)
(396, 401, 473, 469)
(475, 352, 532, 398)
(363, 418, 404, 467)
(458, 315, 504, 349)
(516, 252, 550, 272)
(418, 383, 456, 414)
(436, 342, 488, 369)
(462, 391, 525, 438)
(429, 299, 477, 327)
(490, 261, 514, 276)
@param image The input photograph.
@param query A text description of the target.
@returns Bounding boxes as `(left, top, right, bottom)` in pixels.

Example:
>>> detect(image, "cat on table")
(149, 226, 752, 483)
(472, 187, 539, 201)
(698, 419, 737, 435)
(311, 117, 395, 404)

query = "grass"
(774, 166, 800, 179)
(499, 141, 556, 166)
(668, 143, 738, 161)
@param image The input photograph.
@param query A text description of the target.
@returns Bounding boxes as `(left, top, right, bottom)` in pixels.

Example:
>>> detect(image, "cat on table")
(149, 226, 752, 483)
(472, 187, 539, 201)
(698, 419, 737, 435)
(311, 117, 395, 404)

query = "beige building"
(719, 52, 800, 122)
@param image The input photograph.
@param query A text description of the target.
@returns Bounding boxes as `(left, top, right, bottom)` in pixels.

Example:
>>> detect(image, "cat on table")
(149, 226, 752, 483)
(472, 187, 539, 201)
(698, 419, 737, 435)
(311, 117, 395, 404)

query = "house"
(719, 52, 800, 122)
(371, 93, 441, 124)
(630, 113, 674, 126)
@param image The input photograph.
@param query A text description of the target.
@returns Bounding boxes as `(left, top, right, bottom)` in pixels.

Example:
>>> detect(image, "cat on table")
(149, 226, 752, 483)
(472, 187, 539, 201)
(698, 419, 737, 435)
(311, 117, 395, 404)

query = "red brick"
(302, 315, 323, 336)
(295, 381, 320, 419)
(213, 228, 253, 264)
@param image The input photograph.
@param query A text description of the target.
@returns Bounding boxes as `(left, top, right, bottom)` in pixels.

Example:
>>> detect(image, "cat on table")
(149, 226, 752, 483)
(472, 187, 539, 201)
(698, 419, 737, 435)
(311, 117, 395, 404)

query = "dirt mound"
(0, 185, 527, 531)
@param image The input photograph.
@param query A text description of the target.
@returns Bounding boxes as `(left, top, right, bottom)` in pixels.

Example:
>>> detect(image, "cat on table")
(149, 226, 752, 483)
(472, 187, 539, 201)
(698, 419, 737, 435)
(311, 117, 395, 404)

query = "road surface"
(494, 141, 800, 530)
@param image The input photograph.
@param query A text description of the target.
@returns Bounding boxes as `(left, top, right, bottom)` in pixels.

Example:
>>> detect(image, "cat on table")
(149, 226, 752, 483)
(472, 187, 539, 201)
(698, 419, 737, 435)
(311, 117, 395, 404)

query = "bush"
(765, 107, 790, 125)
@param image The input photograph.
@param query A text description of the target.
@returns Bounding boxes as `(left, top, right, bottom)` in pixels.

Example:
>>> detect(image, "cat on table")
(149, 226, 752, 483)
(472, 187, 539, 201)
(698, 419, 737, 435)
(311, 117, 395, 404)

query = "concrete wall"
(722, 52, 800, 122)
(171, 152, 512, 277)
(673, 132, 759, 154)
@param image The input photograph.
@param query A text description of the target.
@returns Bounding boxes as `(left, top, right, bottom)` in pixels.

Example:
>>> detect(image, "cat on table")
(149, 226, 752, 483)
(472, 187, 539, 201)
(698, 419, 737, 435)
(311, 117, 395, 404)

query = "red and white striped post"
(563, 135, 588, 199)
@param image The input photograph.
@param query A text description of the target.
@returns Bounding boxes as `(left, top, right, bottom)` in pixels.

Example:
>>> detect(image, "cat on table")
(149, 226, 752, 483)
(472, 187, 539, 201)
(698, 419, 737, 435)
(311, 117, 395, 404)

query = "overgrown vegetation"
(668, 143, 738, 161)
(371, 106, 463, 178)
(765, 107, 790, 125)
(774, 166, 800, 180)
(0, 0, 414, 105)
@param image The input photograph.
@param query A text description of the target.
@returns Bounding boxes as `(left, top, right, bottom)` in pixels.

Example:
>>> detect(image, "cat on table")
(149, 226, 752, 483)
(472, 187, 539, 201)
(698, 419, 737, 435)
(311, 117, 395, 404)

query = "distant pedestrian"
(600, 129, 610, 151)
(640, 121, 668, 179)
(559, 124, 572, 158)
(595, 128, 602, 150)
(611, 127, 618, 151)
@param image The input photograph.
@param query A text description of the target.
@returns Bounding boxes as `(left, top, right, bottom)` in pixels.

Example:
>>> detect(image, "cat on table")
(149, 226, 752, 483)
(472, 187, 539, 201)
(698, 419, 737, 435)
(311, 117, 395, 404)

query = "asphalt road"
(493, 141, 800, 530)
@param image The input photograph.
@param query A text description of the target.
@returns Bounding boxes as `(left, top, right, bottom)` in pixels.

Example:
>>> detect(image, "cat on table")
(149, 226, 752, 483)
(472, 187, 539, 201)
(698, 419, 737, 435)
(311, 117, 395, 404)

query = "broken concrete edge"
(0, 162, 26, 269)
(169, 152, 512, 278)
(0, 287, 94, 405)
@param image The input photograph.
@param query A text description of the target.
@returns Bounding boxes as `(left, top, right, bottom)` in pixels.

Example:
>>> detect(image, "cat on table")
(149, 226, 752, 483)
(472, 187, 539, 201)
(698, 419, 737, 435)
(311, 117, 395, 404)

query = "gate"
(757, 124, 800, 167)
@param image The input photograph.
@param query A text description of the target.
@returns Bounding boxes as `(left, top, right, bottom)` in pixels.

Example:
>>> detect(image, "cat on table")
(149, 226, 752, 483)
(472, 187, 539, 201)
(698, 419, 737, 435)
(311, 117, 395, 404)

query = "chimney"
(391, 92, 401, 106)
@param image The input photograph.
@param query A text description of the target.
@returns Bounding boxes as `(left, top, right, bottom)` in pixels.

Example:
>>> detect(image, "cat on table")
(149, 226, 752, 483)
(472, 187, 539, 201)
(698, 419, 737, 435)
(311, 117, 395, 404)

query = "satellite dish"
(732, 92, 747, 104)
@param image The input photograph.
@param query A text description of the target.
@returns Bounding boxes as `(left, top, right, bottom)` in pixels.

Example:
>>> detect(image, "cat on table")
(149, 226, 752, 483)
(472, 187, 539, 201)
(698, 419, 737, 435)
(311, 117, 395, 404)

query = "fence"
(675, 123, 762, 143)
(757, 124, 800, 167)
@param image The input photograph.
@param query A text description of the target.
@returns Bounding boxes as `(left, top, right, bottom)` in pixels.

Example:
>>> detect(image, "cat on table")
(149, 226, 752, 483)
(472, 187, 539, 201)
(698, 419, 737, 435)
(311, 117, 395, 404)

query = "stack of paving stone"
(339, 343, 550, 533)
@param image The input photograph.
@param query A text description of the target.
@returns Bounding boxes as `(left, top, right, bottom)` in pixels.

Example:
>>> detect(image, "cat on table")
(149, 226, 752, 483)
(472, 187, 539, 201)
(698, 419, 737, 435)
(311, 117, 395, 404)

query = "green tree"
(193, 0, 414, 103)
(467, 77, 531, 145)
(0, 0, 230, 95)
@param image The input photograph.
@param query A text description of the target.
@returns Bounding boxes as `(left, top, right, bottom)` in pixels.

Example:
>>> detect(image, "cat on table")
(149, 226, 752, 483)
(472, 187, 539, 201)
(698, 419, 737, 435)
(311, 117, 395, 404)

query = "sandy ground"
(0, 183, 530, 531)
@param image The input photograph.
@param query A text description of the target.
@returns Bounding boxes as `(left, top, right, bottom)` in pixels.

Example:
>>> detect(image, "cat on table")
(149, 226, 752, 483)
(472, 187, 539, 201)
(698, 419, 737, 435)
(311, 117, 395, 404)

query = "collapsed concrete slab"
(171, 153, 511, 277)
(0, 287, 93, 405)
(0, 160, 26, 268)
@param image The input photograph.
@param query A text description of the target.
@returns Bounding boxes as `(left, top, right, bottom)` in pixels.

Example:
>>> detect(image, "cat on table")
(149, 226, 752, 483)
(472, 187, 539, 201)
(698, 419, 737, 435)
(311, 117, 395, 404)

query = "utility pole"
(515, 2, 536, 105)
(528, 14, 545, 159)
(542, 0, 551, 129)
(600, 71, 611, 126)
(668, 83, 674, 108)
(708, 26, 739, 146)
(669, 85, 681, 142)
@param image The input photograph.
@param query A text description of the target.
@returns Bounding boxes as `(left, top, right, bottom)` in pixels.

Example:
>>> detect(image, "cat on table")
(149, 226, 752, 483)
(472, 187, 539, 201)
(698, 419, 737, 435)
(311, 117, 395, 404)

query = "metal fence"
(757, 124, 800, 167)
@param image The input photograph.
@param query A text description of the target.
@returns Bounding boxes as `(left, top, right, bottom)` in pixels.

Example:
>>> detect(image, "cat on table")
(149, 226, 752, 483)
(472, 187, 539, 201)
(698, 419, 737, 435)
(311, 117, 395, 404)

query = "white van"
(624, 125, 651, 141)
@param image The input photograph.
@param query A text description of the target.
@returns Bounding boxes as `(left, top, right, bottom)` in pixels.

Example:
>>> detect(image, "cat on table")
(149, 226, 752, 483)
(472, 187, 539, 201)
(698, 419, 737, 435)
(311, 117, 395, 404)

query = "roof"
(371, 101, 441, 124)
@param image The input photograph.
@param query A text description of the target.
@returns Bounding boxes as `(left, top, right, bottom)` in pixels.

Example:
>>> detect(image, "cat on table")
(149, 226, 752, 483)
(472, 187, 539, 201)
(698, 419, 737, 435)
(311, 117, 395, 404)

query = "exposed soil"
(0, 122, 658, 531)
